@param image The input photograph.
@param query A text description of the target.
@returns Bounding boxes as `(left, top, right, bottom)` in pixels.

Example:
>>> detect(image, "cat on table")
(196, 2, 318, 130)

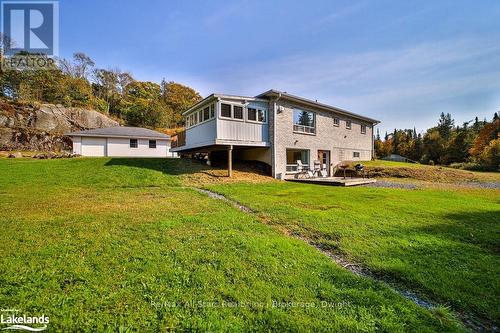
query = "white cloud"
(205, 36, 500, 131)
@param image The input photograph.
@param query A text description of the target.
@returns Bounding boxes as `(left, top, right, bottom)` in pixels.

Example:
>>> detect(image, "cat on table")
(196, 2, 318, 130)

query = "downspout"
(272, 92, 282, 179)
(371, 123, 375, 160)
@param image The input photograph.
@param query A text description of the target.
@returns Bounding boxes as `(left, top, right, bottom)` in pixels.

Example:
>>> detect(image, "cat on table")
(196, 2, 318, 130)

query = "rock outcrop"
(0, 100, 120, 151)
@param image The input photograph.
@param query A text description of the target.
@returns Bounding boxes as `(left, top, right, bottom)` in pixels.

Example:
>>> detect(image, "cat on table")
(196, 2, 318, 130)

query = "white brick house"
(171, 90, 379, 178)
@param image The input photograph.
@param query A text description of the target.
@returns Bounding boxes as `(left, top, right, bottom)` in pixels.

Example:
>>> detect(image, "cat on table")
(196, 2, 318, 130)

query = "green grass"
(209, 181, 500, 326)
(0, 158, 465, 332)
(362, 160, 429, 169)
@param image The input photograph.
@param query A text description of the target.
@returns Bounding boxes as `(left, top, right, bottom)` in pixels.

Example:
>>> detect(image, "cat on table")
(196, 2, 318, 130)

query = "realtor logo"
(1, 0, 59, 56)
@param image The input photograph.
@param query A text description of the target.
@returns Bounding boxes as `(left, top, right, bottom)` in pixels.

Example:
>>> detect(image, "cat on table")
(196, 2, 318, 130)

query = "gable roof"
(66, 127, 170, 139)
(182, 93, 267, 115)
(256, 89, 380, 124)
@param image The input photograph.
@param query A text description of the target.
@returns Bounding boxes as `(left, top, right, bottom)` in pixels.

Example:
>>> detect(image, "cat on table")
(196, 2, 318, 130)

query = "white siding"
(107, 138, 170, 157)
(217, 119, 268, 143)
(81, 137, 106, 156)
(72, 136, 82, 155)
(216, 100, 269, 144)
(74, 136, 174, 158)
(185, 119, 217, 148)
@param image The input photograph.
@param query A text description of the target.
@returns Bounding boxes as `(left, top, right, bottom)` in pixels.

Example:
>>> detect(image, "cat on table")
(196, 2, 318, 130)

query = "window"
(210, 104, 215, 118)
(353, 152, 360, 158)
(257, 109, 266, 122)
(333, 118, 340, 126)
(247, 107, 266, 122)
(130, 139, 138, 148)
(149, 140, 156, 149)
(286, 149, 310, 172)
(346, 120, 352, 130)
(361, 124, 366, 134)
(248, 108, 257, 121)
(233, 105, 243, 119)
(203, 107, 210, 121)
(293, 109, 316, 134)
(221, 103, 231, 118)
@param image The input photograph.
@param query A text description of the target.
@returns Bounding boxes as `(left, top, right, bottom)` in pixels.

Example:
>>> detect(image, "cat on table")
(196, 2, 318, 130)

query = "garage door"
(81, 137, 107, 156)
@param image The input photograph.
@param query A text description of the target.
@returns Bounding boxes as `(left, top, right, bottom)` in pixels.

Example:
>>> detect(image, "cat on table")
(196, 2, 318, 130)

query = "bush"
(448, 162, 496, 172)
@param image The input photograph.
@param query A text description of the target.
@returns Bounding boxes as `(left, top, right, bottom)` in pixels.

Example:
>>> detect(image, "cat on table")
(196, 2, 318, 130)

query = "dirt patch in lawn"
(181, 162, 275, 186)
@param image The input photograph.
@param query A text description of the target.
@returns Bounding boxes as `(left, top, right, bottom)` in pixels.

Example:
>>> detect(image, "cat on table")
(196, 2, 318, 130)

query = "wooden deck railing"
(171, 130, 186, 148)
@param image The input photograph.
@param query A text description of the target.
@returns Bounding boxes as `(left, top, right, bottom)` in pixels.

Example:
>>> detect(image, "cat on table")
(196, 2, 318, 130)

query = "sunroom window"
(203, 107, 210, 121)
(233, 106, 243, 119)
(221, 103, 231, 118)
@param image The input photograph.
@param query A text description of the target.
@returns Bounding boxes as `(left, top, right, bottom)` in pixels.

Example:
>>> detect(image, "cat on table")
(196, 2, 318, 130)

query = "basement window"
(353, 151, 360, 158)
(130, 139, 138, 148)
(149, 140, 156, 149)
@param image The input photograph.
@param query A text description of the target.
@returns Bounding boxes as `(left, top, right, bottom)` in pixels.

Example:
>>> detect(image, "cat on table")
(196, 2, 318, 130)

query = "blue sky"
(60, 0, 500, 133)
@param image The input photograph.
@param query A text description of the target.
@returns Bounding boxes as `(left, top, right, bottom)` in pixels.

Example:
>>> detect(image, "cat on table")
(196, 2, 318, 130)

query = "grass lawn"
(0, 158, 466, 332)
(361, 160, 500, 183)
(209, 181, 500, 326)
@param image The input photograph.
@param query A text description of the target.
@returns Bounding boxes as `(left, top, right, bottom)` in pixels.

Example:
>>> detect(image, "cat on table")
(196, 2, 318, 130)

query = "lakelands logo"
(0, 309, 49, 331)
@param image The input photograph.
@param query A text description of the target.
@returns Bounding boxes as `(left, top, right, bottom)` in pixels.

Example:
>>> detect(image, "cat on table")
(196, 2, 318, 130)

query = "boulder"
(8, 152, 22, 158)
(0, 100, 120, 152)
(34, 105, 119, 133)
(33, 153, 48, 159)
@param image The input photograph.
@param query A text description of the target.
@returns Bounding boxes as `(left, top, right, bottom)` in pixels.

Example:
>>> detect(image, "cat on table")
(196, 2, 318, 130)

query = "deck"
(286, 177, 377, 187)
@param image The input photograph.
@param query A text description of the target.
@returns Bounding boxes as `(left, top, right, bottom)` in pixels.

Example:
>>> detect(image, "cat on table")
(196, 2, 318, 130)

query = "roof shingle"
(66, 127, 170, 139)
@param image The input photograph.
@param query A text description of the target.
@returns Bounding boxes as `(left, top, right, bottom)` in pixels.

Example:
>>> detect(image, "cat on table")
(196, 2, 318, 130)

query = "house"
(171, 90, 380, 178)
(66, 127, 176, 158)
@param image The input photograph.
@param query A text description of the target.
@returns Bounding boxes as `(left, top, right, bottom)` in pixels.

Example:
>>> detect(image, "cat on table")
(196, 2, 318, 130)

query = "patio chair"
(313, 160, 322, 178)
(295, 160, 312, 178)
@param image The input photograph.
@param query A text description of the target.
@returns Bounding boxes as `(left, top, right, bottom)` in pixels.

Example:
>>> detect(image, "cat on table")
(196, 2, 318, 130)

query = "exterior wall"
(185, 119, 217, 149)
(236, 147, 272, 166)
(216, 100, 269, 144)
(74, 136, 174, 158)
(81, 137, 106, 156)
(72, 136, 82, 155)
(107, 138, 171, 157)
(272, 100, 374, 179)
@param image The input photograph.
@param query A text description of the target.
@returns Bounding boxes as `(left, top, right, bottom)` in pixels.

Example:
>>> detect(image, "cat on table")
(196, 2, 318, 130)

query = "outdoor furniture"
(354, 163, 366, 178)
(295, 160, 314, 179)
(338, 162, 350, 179)
(313, 160, 321, 178)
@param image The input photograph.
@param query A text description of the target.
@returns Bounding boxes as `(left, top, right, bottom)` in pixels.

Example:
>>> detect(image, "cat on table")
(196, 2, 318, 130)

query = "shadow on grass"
(413, 210, 500, 255)
(104, 158, 214, 176)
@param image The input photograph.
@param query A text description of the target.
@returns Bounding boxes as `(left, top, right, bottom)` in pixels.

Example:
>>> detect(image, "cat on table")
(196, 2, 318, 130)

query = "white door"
(81, 137, 106, 156)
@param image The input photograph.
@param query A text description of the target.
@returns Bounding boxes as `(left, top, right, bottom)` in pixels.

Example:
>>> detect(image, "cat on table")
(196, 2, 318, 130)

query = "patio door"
(317, 150, 330, 176)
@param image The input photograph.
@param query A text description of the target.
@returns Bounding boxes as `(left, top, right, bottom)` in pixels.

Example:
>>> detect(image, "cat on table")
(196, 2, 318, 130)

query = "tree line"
(374, 112, 500, 171)
(0, 51, 202, 129)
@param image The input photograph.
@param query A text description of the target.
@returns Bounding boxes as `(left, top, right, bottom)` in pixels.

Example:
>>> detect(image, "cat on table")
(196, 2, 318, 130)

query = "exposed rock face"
(0, 100, 120, 151)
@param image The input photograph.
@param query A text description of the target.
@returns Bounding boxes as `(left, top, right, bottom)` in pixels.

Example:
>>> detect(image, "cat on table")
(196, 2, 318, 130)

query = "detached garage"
(67, 127, 176, 158)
